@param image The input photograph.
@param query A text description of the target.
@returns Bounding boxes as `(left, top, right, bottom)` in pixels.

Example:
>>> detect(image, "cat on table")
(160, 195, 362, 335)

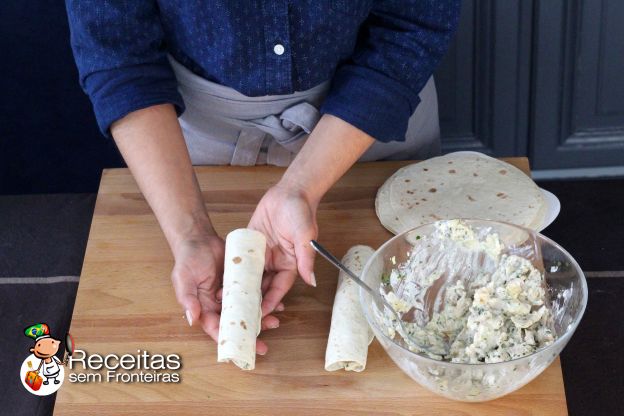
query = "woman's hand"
(246, 114, 375, 315)
(248, 183, 319, 317)
(171, 234, 281, 355)
(111, 105, 285, 351)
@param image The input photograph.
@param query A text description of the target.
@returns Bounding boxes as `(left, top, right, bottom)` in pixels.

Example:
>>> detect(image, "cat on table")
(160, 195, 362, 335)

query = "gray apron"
(169, 56, 440, 166)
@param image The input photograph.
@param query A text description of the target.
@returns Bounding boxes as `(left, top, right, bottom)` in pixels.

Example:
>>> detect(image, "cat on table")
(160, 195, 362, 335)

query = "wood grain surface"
(55, 159, 567, 415)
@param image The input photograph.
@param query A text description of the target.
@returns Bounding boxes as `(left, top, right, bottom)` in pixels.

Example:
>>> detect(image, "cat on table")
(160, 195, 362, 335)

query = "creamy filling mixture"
(380, 220, 555, 363)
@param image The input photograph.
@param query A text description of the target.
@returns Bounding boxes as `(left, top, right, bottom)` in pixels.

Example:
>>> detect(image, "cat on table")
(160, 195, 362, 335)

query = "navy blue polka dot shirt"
(65, 0, 460, 142)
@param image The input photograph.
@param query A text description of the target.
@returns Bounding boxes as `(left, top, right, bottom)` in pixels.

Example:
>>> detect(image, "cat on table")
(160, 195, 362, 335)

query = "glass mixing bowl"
(359, 219, 587, 401)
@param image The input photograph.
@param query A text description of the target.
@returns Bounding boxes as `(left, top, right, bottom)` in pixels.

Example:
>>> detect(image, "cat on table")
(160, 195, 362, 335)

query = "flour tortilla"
(376, 152, 546, 234)
(325, 245, 375, 372)
(218, 229, 266, 370)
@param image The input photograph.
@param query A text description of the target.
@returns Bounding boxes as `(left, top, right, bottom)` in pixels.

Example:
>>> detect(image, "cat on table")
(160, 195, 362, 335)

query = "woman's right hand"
(171, 233, 282, 355)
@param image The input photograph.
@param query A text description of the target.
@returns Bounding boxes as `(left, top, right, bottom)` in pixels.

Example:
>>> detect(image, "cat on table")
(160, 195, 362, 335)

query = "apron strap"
(232, 102, 322, 167)
(231, 129, 266, 166)
(253, 101, 321, 165)
(254, 102, 320, 142)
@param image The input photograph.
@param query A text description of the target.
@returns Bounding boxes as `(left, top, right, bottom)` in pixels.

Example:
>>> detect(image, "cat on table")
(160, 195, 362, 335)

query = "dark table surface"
(1, 178, 623, 415)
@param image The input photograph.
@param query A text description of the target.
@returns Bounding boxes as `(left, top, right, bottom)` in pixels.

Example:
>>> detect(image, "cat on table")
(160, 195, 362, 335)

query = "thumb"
(294, 224, 318, 287)
(172, 273, 202, 328)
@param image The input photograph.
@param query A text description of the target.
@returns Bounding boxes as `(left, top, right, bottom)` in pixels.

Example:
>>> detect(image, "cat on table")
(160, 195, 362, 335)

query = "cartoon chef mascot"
(24, 323, 64, 385)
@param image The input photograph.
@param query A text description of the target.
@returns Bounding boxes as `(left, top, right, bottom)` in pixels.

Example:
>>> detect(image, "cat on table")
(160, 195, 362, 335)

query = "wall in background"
(1, 1, 623, 194)
(0, 3, 123, 195)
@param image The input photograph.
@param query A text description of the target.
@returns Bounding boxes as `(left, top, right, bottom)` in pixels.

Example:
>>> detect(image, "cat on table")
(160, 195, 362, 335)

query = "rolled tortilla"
(218, 228, 266, 370)
(325, 245, 375, 372)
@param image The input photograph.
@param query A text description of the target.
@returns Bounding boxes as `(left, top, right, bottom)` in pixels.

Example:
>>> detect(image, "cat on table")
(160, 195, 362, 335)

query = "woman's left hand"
(248, 114, 375, 317)
(248, 183, 318, 317)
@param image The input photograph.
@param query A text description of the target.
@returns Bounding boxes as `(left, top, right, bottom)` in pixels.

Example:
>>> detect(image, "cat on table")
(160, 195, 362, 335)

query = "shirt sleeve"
(320, 0, 461, 143)
(65, 0, 184, 137)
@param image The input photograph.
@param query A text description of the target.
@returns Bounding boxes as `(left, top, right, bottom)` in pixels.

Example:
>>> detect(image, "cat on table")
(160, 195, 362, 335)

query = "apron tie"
(240, 101, 321, 166)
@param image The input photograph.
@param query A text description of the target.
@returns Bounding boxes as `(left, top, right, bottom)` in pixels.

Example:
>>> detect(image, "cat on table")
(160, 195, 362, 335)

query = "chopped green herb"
(416, 235, 421, 240)
(381, 273, 391, 285)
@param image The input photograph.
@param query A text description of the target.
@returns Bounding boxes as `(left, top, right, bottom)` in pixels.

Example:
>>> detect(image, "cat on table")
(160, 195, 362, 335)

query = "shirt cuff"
(320, 65, 421, 143)
(83, 63, 185, 138)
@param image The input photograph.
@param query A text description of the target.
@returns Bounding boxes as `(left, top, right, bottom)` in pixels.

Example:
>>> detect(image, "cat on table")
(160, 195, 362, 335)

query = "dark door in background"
(436, 0, 624, 169)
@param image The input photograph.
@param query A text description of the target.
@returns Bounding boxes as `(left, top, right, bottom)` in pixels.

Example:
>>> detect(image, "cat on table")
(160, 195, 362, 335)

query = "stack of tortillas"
(376, 152, 547, 234)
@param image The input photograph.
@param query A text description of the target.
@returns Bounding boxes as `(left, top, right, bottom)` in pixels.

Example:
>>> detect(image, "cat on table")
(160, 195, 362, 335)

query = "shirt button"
(273, 44, 285, 56)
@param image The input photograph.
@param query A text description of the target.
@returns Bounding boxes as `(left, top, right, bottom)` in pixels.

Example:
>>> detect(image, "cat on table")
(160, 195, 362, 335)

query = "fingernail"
(257, 349, 267, 356)
(310, 272, 317, 287)
(269, 321, 279, 329)
(275, 304, 285, 312)
(185, 310, 193, 327)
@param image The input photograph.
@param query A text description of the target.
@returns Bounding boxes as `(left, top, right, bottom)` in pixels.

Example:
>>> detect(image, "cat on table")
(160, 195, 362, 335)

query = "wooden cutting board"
(55, 159, 567, 415)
